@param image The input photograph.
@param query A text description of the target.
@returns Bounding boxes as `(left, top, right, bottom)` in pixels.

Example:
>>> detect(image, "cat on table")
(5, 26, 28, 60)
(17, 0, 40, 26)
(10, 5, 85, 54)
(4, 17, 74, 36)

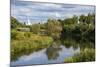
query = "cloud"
(19, 7, 31, 13)
(11, 0, 95, 23)
(55, 12, 61, 17)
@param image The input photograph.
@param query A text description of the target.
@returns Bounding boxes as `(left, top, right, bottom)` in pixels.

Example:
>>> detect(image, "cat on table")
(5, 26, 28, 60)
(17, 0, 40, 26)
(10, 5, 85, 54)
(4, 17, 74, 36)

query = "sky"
(11, 0, 95, 24)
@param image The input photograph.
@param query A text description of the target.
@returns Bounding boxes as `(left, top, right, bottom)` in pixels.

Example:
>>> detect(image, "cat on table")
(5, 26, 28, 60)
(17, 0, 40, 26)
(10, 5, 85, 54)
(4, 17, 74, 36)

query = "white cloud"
(39, 3, 62, 8)
(11, 1, 95, 23)
(55, 12, 61, 17)
(19, 7, 31, 13)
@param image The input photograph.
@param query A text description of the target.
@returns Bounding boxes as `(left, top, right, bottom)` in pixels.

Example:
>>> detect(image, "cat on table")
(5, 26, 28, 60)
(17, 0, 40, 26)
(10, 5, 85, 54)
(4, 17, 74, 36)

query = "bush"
(11, 30, 18, 39)
(11, 31, 33, 40)
(64, 48, 95, 63)
(46, 19, 62, 39)
(30, 24, 40, 34)
(24, 32, 32, 38)
(11, 34, 53, 61)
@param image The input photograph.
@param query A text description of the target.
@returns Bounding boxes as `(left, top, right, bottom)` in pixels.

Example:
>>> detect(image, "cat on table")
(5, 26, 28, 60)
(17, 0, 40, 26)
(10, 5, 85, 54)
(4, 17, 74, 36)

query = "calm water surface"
(11, 45, 80, 66)
(11, 38, 94, 66)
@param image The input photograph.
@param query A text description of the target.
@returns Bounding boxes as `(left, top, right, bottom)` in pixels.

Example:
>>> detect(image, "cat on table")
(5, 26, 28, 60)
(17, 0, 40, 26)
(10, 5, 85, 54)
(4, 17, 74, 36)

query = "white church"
(25, 17, 31, 25)
(17, 17, 31, 32)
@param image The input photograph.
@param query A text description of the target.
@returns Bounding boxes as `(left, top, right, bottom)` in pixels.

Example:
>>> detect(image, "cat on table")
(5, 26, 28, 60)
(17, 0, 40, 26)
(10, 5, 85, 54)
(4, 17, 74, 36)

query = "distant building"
(26, 17, 31, 25)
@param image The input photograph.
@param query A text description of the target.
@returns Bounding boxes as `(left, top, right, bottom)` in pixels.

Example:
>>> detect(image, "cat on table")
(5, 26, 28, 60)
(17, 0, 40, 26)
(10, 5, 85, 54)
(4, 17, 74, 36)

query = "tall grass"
(64, 48, 95, 63)
(11, 31, 53, 60)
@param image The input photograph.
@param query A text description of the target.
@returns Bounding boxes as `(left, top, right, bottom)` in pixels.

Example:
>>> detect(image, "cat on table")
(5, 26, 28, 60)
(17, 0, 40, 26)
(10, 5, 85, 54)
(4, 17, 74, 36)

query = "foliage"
(61, 13, 95, 42)
(79, 15, 87, 23)
(46, 19, 62, 39)
(63, 15, 78, 25)
(24, 32, 32, 38)
(64, 48, 95, 63)
(46, 45, 61, 60)
(11, 13, 95, 62)
(30, 24, 40, 34)
(11, 33, 53, 60)
(11, 31, 32, 40)
(11, 16, 24, 29)
(79, 13, 95, 24)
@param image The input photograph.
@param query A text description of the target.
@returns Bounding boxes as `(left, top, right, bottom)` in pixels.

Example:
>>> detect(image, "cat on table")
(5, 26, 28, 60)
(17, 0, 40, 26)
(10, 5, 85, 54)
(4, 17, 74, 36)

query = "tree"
(11, 16, 23, 29)
(46, 19, 62, 39)
(79, 15, 87, 23)
(86, 13, 93, 24)
(79, 13, 95, 24)
(71, 15, 78, 24)
(30, 24, 40, 34)
(87, 13, 95, 24)
(63, 15, 78, 25)
(92, 13, 95, 25)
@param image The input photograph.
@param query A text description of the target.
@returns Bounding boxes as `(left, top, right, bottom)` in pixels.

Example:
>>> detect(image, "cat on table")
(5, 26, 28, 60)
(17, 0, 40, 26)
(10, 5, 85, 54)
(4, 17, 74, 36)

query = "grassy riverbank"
(11, 31, 53, 60)
(64, 48, 95, 63)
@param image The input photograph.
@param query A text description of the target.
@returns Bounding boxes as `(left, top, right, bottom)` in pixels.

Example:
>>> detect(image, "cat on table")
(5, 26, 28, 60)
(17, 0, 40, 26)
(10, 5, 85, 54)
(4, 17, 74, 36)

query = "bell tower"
(26, 16, 31, 25)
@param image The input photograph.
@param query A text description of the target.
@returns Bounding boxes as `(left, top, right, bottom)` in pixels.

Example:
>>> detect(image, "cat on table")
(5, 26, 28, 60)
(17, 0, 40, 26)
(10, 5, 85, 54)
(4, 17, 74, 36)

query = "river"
(11, 38, 94, 66)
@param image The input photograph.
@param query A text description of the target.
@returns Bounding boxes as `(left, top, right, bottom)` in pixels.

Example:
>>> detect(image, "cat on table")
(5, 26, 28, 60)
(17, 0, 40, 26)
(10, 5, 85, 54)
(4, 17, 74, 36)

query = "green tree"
(30, 24, 40, 34)
(46, 19, 62, 39)
(63, 15, 78, 25)
(87, 13, 95, 24)
(11, 16, 23, 29)
(79, 15, 87, 23)
(72, 15, 78, 24)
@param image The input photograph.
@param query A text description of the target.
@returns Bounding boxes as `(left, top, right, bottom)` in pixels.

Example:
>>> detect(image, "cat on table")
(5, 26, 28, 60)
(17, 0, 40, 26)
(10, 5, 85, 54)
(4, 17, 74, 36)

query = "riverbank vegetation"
(64, 48, 95, 63)
(11, 31, 53, 60)
(11, 13, 95, 62)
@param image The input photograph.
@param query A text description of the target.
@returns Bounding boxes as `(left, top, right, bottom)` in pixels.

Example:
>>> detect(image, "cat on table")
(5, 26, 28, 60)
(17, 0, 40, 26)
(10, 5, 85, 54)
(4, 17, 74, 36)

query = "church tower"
(26, 17, 31, 25)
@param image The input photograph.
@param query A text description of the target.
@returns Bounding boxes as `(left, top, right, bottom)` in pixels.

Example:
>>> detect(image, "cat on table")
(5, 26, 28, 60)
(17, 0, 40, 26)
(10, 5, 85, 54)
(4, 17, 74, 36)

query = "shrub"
(11, 34, 53, 61)
(11, 30, 18, 40)
(64, 48, 95, 63)
(24, 32, 32, 38)
(30, 24, 40, 34)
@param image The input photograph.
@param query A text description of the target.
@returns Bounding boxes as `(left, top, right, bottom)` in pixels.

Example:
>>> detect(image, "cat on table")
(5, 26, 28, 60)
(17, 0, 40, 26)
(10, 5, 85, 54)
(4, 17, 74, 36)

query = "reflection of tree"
(45, 43, 62, 60)
(11, 49, 34, 61)
(73, 44, 79, 50)
(62, 38, 78, 49)
(61, 37, 94, 50)
(79, 40, 95, 49)
(11, 47, 44, 61)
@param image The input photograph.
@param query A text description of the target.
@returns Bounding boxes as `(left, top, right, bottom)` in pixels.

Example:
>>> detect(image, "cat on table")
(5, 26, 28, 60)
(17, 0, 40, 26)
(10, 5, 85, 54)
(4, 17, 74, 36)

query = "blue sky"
(11, 0, 95, 23)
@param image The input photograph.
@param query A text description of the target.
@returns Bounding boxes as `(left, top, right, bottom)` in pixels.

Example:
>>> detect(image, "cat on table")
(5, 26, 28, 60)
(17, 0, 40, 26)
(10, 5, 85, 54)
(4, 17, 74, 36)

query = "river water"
(11, 38, 94, 66)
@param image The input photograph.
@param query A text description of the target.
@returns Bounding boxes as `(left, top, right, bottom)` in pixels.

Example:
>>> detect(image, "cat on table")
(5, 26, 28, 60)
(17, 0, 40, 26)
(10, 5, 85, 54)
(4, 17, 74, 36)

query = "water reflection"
(11, 47, 44, 61)
(11, 38, 94, 66)
(62, 37, 95, 49)
(45, 42, 62, 60)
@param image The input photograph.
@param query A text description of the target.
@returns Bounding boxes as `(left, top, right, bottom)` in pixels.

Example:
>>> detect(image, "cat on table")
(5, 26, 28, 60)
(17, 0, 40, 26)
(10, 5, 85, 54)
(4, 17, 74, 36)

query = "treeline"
(61, 13, 95, 42)
(11, 13, 95, 41)
(11, 17, 53, 61)
(11, 17, 25, 29)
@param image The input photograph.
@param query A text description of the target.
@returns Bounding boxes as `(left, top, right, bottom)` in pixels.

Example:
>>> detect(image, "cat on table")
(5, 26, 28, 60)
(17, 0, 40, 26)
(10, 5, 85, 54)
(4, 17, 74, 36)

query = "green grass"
(64, 48, 95, 63)
(11, 31, 53, 60)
